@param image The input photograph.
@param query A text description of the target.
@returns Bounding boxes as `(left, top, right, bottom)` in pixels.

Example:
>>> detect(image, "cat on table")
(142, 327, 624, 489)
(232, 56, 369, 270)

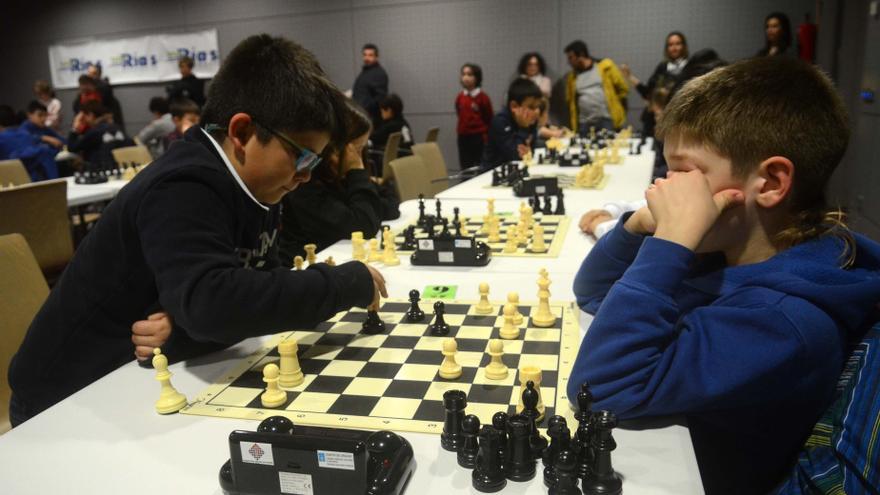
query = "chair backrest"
(388, 155, 432, 201)
(111, 145, 153, 168)
(411, 142, 449, 195)
(0, 233, 50, 434)
(0, 160, 32, 186)
(425, 127, 439, 143)
(0, 179, 73, 280)
(381, 132, 403, 180)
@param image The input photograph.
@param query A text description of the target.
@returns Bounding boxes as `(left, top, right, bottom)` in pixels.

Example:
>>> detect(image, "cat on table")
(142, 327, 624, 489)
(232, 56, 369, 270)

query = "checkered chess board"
(483, 173, 609, 191)
(394, 214, 571, 258)
(180, 298, 581, 434)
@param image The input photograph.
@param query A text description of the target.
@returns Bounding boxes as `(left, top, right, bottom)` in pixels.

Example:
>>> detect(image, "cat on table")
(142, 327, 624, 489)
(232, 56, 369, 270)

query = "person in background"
(68, 100, 133, 169)
(482, 78, 541, 170)
(72, 75, 103, 132)
(136, 97, 175, 159)
(163, 98, 201, 150)
(0, 104, 60, 181)
(20, 101, 66, 151)
(33, 80, 62, 132)
(518, 52, 552, 98)
(563, 40, 628, 134)
(757, 12, 794, 57)
(352, 43, 389, 126)
(455, 63, 493, 170)
(370, 93, 412, 151)
(620, 31, 689, 137)
(85, 64, 125, 132)
(537, 97, 569, 144)
(166, 56, 207, 108)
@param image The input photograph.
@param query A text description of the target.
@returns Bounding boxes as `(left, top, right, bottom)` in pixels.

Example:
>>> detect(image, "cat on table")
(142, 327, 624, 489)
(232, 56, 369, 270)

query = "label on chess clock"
(279, 471, 313, 495)
(418, 239, 435, 251)
(454, 239, 472, 248)
(438, 251, 454, 263)
(317, 450, 355, 470)
(240, 442, 274, 465)
(535, 186, 546, 194)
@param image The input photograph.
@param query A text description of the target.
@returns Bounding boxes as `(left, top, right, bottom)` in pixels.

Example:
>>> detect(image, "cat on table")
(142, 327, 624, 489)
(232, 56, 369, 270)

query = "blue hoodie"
(571, 212, 880, 494)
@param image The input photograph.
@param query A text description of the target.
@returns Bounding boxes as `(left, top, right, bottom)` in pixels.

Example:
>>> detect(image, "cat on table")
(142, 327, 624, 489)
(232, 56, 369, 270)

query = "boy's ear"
(755, 156, 794, 208)
(227, 113, 256, 153)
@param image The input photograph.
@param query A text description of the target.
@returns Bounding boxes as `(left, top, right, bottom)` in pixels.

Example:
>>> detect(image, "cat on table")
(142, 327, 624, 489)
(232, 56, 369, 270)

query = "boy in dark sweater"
(481, 78, 541, 170)
(67, 100, 133, 168)
(370, 93, 413, 151)
(8, 34, 387, 426)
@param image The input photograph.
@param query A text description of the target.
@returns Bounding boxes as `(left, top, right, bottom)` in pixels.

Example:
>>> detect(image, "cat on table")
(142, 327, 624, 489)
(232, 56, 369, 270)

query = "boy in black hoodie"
(8, 34, 387, 426)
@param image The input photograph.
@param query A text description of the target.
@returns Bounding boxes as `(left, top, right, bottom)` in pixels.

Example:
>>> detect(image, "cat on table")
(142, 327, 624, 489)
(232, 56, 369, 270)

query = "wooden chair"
(111, 145, 153, 168)
(0, 234, 50, 433)
(0, 179, 73, 283)
(424, 127, 439, 143)
(388, 155, 432, 201)
(0, 160, 32, 187)
(412, 142, 450, 196)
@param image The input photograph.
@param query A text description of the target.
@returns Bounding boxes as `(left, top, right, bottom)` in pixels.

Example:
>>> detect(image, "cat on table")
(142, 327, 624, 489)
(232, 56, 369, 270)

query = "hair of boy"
(506, 78, 542, 105)
(564, 40, 590, 59)
(665, 31, 689, 61)
(517, 52, 547, 76)
(201, 34, 347, 146)
(34, 80, 55, 98)
(379, 94, 404, 118)
(649, 87, 671, 109)
(538, 96, 549, 114)
(78, 75, 97, 87)
(317, 100, 373, 184)
(26, 100, 48, 114)
(461, 63, 483, 87)
(656, 56, 852, 256)
(764, 12, 793, 53)
(362, 43, 379, 56)
(149, 97, 170, 115)
(0, 105, 16, 127)
(178, 56, 194, 69)
(79, 100, 109, 116)
(169, 98, 200, 119)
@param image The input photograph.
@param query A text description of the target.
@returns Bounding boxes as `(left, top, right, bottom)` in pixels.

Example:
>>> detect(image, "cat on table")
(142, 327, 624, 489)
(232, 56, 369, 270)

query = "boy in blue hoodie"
(570, 57, 880, 494)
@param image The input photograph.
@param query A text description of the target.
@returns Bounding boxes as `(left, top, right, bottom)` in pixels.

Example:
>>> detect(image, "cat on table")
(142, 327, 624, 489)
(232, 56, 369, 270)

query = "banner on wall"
(48, 29, 220, 89)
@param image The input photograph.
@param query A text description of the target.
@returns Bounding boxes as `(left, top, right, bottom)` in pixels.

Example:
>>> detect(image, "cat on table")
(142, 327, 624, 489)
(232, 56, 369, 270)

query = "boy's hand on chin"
(648, 170, 743, 251)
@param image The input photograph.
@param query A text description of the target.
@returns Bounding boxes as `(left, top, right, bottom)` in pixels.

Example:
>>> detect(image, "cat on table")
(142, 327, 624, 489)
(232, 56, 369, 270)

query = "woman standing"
(757, 12, 793, 57)
(517, 52, 552, 98)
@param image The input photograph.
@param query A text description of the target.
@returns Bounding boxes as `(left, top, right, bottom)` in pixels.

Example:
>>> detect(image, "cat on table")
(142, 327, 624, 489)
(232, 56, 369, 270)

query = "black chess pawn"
(418, 193, 427, 226)
(522, 381, 548, 457)
(543, 416, 570, 488)
(458, 414, 480, 468)
(405, 289, 425, 322)
(441, 389, 467, 452)
(425, 216, 437, 238)
(581, 411, 622, 495)
(491, 411, 509, 471)
(429, 301, 450, 335)
(532, 192, 541, 212)
(491, 169, 501, 187)
(550, 449, 580, 495)
(435, 198, 443, 220)
(542, 193, 553, 215)
(574, 383, 595, 479)
(472, 426, 506, 493)
(361, 310, 386, 335)
(452, 206, 460, 227)
(554, 190, 566, 215)
(505, 414, 536, 482)
(402, 226, 418, 250)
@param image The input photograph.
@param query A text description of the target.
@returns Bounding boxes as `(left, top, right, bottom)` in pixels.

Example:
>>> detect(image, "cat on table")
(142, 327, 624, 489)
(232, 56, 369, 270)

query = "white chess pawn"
(367, 238, 382, 262)
(439, 338, 462, 379)
(475, 282, 494, 314)
(278, 341, 304, 388)
(487, 217, 501, 243)
(304, 243, 317, 265)
(458, 218, 469, 237)
(153, 348, 187, 414)
(499, 303, 520, 339)
(503, 225, 518, 253)
(351, 232, 365, 261)
(530, 224, 547, 253)
(382, 229, 400, 266)
(261, 363, 288, 408)
(293, 256, 304, 270)
(324, 256, 336, 266)
(484, 339, 509, 380)
(507, 292, 523, 325)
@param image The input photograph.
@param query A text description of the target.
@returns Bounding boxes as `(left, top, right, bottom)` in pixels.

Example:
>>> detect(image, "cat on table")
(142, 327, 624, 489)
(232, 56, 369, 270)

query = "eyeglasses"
(204, 121, 323, 173)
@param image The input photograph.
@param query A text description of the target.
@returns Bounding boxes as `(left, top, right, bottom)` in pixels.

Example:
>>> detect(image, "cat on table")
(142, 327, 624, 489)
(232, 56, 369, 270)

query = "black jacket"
(482, 107, 537, 170)
(9, 126, 374, 419)
(167, 75, 207, 107)
(278, 168, 399, 264)
(68, 122, 134, 168)
(635, 61, 682, 137)
(370, 116, 413, 150)
(353, 64, 389, 123)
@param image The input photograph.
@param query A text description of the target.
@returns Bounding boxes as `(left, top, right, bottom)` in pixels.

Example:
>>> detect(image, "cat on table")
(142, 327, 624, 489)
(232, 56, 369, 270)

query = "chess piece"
(507, 292, 523, 325)
(153, 348, 187, 414)
(352, 232, 365, 261)
(521, 381, 548, 455)
(458, 414, 480, 468)
(487, 216, 501, 243)
(260, 363, 287, 408)
(472, 426, 506, 493)
(551, 449, 580, 495)
(491, 411, 509, 471)
(405, 289, 425, 322)
(554, 191, 565, 215)
(402, 225, 417, 250)
(516, 220, 529, 245)
(439, 338, 463, 379)
(452, 207, 461, 229)
(382, 229, 400, 266)
(542, 194, 554, 215)
(293, 256, 304, 271)
(441, 389, 467, 451)
(532, 192, 542, 212)
(581, 411, 622, 495)
(574, 383, 595, 479)
(304, 243, 317, 265)
(278, 340, 304, 388)
(323, 256, 336, 266)
(543, 417, 571, 488)
(257, 415, 295, 434)
(475, 282, 494, 314)
(516, 366, 545, 420)
(499, 303, 520, 339)
(458, 217, 469, 237)
(435, 198, 443, 220)
(530, 224, 547, 252)
(531, 275, 556, 327)
(417, 194, 427, 226)
(362, 310, 386, 334)
(484, 339, 509, 380)
(503, 225, 518, 253)
(367, 238, 382, 262)
(429, 301, 450, 335)
(506, 414, 536, 482)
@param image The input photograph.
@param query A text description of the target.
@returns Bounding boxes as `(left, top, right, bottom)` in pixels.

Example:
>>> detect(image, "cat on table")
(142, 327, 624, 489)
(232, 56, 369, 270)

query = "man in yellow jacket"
(563, 40, 628, 133)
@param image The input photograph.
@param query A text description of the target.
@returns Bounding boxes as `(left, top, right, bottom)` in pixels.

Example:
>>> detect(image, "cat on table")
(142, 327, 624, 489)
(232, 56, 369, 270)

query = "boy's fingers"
(134, 346, 154, 361)
(713, 189, 745, 212)
(147, 311, 167, 321)
(131, 320, 155, 335)
(132, 333, 163, 347)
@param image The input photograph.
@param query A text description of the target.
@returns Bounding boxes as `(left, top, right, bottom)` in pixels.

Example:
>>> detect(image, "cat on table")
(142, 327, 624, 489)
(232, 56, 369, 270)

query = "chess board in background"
(180, 298, 581, 434)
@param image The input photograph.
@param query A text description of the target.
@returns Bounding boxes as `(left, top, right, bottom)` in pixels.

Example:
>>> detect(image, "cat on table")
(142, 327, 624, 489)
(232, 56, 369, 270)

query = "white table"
(65, 176, 129, 207)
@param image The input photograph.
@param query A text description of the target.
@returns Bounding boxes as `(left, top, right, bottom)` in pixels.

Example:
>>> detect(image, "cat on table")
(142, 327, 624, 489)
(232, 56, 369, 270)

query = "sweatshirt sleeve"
(135, 176, 375, 345)
(567, 236, 843, 420)
(294, 170, 384, 241)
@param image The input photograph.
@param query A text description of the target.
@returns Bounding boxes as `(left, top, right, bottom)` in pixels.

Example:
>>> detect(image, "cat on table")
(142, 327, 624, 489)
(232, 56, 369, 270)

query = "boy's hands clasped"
(132, 311, 173, 361)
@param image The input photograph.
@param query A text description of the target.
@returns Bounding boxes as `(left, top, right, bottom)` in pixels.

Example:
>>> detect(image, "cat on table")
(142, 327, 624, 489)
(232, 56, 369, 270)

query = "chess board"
(180, 298, 581, 434)
(394, 213, 571, 258)
(483, 173, 609, 191)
